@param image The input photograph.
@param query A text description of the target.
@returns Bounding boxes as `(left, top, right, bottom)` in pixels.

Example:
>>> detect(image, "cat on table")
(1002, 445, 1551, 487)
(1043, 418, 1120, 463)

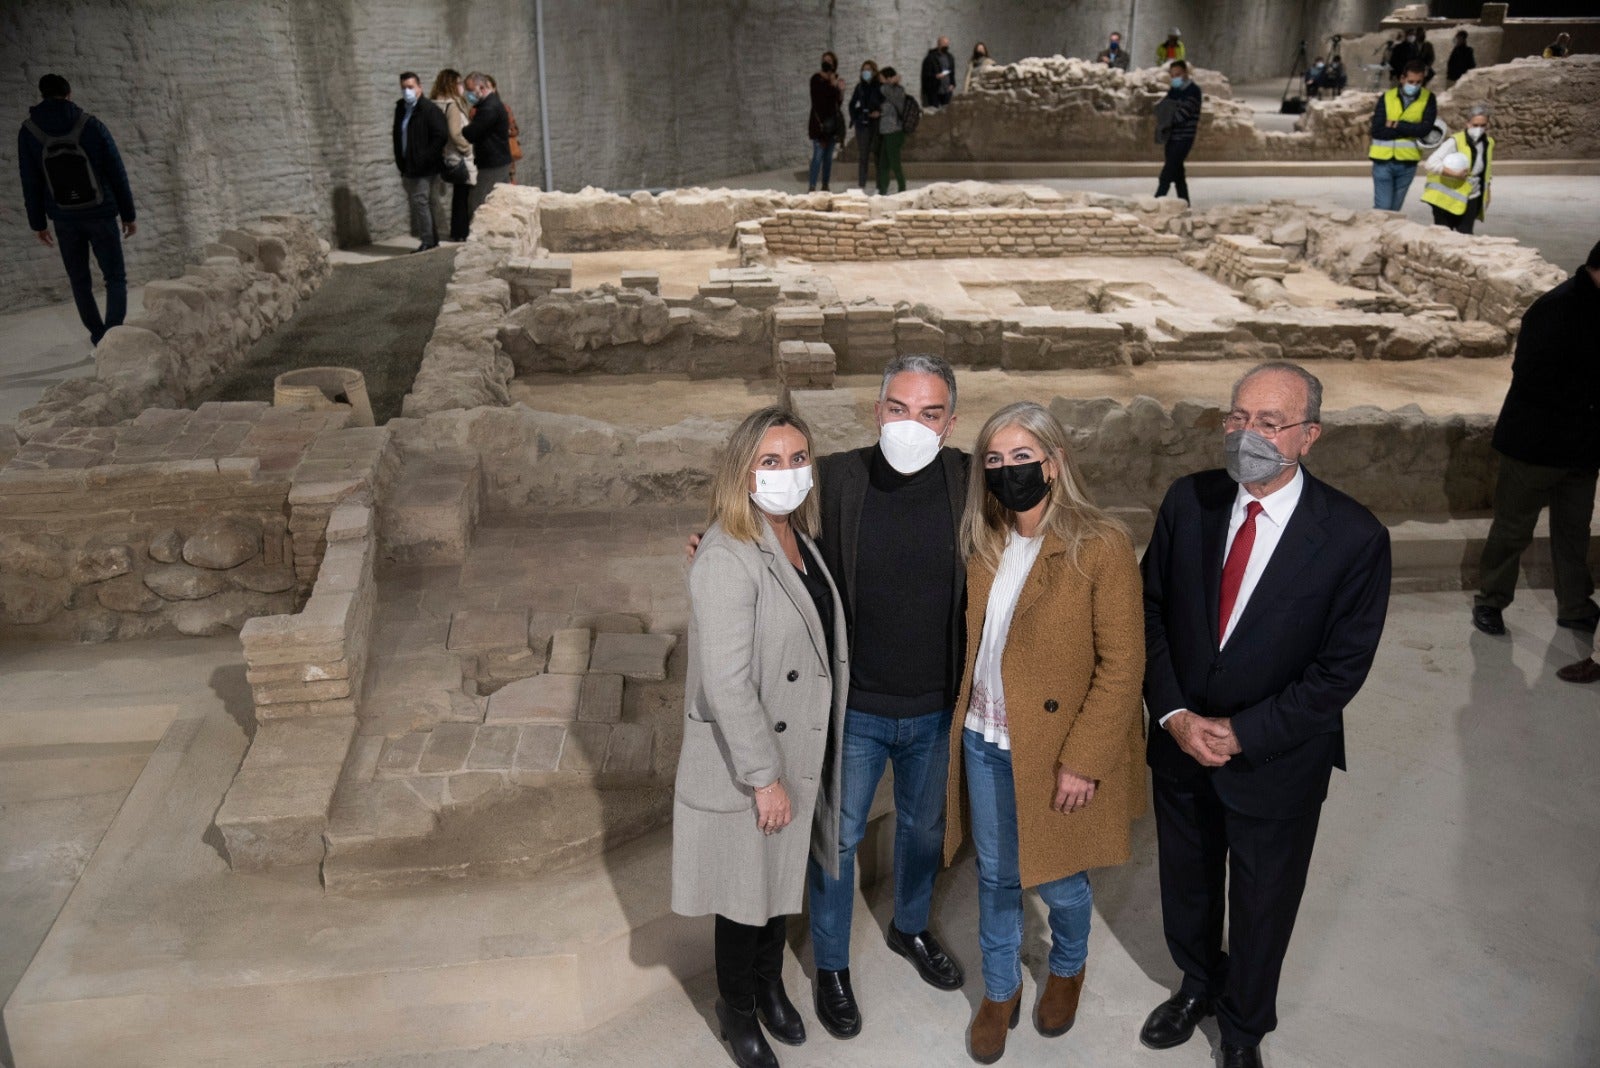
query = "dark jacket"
(1446, 44, 1476, 81)
(848, 79, 883, 128)
(18, 98, 135, 229)
(1367, 87, 1436, 144)
(1142, 468, 1392, 817)
(1388, 40, 1413, 78)
(462, 91, 512, 169)
(921, 47, 954, 105)
(808, 71, 843, 142)
(1162, 81, 1203, 142)
(393, 95, 448, 178)
(816, 445, 970, 705)
(1492, 267, 1600, 469)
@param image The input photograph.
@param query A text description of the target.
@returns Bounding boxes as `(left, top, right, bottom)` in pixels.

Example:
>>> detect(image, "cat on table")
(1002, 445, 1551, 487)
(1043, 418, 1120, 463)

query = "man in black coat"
(1474, 240, 1600, 639)
(393, 71, 448, 252)
(462, 71, 512, 214)
(1139, 362, 1391, 1068)
(921, 36, 955, 106)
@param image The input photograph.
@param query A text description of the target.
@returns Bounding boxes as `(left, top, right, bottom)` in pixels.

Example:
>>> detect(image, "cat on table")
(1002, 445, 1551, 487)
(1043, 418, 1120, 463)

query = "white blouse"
(964, 530, 1043, 751)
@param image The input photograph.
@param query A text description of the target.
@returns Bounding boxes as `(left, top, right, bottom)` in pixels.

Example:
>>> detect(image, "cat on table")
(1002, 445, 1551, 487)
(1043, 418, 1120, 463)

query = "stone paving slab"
(446, 609, 530, 652)
(547, 627, 592, 674)
(590, 632, 678, 682)
(484, 673, 583, 723)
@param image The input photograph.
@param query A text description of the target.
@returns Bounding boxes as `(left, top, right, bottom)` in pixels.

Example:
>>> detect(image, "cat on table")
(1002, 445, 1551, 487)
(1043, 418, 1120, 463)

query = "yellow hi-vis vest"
(1421, 130, 1493, 219)
(1369, 87, 1432, 161)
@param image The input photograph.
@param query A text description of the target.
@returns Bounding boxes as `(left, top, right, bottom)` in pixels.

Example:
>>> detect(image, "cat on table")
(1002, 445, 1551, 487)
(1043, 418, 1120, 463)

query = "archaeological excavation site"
(1, 2, 1597, 1066)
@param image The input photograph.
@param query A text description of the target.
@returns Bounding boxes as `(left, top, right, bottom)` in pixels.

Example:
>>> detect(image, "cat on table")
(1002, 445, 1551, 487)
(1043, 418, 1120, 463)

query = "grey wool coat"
(671, 518, 850, 926)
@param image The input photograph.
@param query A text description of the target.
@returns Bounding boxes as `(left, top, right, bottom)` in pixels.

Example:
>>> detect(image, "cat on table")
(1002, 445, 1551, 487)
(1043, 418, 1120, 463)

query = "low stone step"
(380, 451, 482, 565)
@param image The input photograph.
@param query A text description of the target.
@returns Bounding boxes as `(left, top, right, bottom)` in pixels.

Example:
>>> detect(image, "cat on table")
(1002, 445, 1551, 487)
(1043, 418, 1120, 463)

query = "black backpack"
(898, 95, 923, 136)
(24, 112, 103, 210)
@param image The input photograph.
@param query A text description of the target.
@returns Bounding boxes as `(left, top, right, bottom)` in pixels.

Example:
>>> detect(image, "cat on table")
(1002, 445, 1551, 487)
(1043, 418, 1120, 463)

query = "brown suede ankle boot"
(967, 992, 1021, 1064)
(1034, 967, 1086, 1037)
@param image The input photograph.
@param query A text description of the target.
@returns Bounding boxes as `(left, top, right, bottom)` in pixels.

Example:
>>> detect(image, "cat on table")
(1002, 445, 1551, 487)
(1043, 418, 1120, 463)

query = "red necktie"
(1218, 501, 1264, 640)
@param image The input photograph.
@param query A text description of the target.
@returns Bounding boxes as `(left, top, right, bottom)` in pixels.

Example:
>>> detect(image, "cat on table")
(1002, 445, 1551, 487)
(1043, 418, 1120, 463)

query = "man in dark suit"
(1139, 362, 1392, 1068)
(392, 71, 448, 252)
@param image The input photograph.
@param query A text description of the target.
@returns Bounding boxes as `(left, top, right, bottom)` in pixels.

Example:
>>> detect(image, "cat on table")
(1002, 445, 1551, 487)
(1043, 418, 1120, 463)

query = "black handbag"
(441, 156, 471, 185)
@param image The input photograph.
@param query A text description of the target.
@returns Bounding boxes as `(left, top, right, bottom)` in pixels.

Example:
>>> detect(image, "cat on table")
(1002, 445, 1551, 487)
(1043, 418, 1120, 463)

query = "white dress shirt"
(1160, 466, 1305, 727)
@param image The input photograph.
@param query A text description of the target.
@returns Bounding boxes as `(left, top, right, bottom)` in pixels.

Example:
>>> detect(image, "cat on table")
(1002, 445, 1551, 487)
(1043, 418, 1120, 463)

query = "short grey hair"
(464, 71, 489, 90)
(880, 353, 958, 411)
(1232, 361, 1323, 423)
(1468, 103, 1492, 119)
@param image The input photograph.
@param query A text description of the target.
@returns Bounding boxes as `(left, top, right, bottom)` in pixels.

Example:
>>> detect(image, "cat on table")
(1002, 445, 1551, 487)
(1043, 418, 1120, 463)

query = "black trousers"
(449, 180, 474, 242)
(1157, 138, 1194, 203)
(855, 122, 877, 190)
(1475, 454, 1598, 619)
(1153, 773, 1322, 1047)
(714, 914, 787, 1009)
(1429, 198, 1481, 235)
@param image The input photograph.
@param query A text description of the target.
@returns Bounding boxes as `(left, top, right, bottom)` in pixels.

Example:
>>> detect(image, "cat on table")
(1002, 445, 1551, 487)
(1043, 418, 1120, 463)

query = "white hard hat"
(1443, 151, 1470, 173)
(1170, 27, 1182, 35)
(1419, 119, 1449, 148)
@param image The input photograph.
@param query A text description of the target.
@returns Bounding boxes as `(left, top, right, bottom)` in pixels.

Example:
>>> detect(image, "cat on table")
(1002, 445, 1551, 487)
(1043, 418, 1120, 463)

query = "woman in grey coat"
(674, 405, 849, 1068)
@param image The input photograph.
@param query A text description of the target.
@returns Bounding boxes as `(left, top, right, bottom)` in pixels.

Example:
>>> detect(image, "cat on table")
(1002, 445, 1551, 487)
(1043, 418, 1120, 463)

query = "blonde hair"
(960, 401, 1126, 572)
(708, 406, 820, 542)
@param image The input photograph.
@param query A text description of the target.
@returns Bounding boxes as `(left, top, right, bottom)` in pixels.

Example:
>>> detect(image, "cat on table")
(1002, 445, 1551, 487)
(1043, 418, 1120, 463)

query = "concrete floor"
(2, 592, 1597, 1067)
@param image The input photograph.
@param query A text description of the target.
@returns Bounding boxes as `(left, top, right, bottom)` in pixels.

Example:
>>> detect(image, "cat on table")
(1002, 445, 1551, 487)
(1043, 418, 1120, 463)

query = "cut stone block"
(382, 453, 481, 565)
(445, 771, 507, 807)
(374, 733, 426, 779)
(417, 722, 477, 774)
(558, 722, 613, 773)
(247, 717, 358, 767)
(619, 269, 660, 294)
(547, 627, 593, 674)
(578, 673, 625, 723)
(589, 632, 679, 682)
(214, 763, 343, 871)
(323, 779, 438, 848)
(484, 672, 583, 723)
(465, 724, 521, 770)
(604, 722, 655, 776)
(447, 609, 530, 653)
(512, 722, 567, 773)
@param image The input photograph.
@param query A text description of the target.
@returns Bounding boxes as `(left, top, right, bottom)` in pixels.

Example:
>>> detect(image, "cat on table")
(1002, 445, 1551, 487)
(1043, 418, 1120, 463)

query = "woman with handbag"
(944, 401, 1147, 1064)
(808, 52, 845, 192)
(673, 405, 849, 1068)
(429, 69, 475, 242)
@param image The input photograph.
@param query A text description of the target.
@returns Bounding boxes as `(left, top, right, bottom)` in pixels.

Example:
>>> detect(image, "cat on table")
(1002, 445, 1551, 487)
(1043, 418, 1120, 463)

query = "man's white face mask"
(878, 419, 943, 474)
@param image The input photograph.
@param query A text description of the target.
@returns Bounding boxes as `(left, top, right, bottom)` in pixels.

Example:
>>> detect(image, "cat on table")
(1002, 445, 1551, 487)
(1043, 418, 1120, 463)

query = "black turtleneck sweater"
(848, 447, 957, 716)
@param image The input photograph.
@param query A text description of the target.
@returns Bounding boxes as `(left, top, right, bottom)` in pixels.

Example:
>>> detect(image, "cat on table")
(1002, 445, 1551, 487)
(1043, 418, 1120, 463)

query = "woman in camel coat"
(943, 401, 1146, 1064)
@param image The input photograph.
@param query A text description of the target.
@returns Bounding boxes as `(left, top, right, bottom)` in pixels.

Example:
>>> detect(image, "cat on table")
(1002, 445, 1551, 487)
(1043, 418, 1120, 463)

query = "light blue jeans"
(964, 729, 1092, 1001)
(1371, 159, 1419, 211)
(807, 707, 952, 971)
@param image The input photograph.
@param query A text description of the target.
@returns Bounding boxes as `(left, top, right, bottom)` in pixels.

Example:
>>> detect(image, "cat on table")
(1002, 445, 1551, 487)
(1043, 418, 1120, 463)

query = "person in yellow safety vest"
(1368, 60, 1437, 211)
(1156, 29, 1186, 66)
(1422, 104, 1493, 235)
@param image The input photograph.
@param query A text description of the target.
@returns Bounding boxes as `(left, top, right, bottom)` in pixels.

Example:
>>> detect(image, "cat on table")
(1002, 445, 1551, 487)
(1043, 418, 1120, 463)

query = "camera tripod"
(1280, 39, 1309, 114)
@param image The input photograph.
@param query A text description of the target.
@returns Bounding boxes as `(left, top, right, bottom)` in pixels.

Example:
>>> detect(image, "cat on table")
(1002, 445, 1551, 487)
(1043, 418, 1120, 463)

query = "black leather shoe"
(1139, 992, 1213, 1050)
(1557, 612, 1600, 632)
(1219, 1042, 1263, 1068)
(754, 977, 806, 1046)
(1472, 605, 1506, 635)
(813, 968, 861, 1039)
(715, 998, 779, 1068)
(886, 925, 965, 990)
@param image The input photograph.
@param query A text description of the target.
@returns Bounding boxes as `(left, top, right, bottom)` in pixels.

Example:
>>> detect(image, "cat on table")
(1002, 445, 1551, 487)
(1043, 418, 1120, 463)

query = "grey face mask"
(1224, 430, 1295, 484)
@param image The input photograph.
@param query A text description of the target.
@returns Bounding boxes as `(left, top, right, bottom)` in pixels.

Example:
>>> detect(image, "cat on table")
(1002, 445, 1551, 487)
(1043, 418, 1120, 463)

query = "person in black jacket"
(1155, 61, 1202, 204)
(849, 61, 884, 192)
(17, 73, 137, 345)
(1446, 30, 1476, 84)
(921, 36, 955, 107)
(393, 71, 448, 252)
(462, 71, 512, 215)
(1139, 362, 1391, 1068)
(1473, 241, 1600, 638)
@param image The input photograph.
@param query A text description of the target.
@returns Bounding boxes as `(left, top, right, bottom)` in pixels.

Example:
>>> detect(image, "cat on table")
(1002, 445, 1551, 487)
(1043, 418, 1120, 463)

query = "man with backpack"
(18, 73, 137, 346)
(876, 67, 918, 195)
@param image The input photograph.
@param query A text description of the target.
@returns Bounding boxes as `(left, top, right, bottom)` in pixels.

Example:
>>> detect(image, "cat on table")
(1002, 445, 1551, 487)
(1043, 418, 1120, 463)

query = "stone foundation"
(15, 216, 330, 440)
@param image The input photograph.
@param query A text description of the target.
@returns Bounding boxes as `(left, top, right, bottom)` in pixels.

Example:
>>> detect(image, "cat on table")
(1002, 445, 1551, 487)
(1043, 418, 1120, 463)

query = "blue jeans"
(807, 707, 952, 971)
(54, 214, 126, 345)
(964, 729, 1092, 1001)
(808, 138, 834, 189)
(1371, 159, 1418, 211)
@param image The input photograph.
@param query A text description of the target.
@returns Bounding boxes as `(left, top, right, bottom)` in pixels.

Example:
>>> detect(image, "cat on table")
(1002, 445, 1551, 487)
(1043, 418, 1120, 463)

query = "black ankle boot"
(754, 976, 806, 1045)
(716, 998, 779, 1068)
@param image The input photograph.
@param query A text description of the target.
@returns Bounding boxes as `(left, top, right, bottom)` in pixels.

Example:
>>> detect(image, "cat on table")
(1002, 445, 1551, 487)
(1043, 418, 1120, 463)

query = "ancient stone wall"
(1294, 55, 1600, 160)
(14, 216, 330, 441)
(758, 206, 1184, 261)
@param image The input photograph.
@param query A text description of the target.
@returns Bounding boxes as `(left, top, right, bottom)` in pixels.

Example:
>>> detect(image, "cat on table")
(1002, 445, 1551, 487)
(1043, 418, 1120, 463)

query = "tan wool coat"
(671, 519, 849, 926)
(943, 527, 1148, 888)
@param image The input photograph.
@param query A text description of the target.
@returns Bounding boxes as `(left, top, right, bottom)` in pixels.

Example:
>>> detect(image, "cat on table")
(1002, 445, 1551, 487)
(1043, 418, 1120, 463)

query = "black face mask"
(822, 61, 836, 72)
(985, 461, 1050, 512)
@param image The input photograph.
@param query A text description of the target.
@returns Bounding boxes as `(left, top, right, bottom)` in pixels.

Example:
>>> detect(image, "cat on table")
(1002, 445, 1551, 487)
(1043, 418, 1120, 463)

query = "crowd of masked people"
(392, 68, 523, 252)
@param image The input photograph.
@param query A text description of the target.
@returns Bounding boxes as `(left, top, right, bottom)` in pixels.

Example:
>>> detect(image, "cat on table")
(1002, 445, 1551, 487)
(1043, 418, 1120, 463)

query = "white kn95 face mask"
(750, 465, 814, 516)
(878, 419, 943, 474)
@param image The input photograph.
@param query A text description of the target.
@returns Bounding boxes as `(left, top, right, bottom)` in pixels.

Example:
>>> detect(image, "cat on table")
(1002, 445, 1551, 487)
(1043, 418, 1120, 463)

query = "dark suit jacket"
(816, 445, 969, 702)
(1142, 467, 1391, 818)
(393, 96, 448, 178)
(1490, 266, 1600, 469)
